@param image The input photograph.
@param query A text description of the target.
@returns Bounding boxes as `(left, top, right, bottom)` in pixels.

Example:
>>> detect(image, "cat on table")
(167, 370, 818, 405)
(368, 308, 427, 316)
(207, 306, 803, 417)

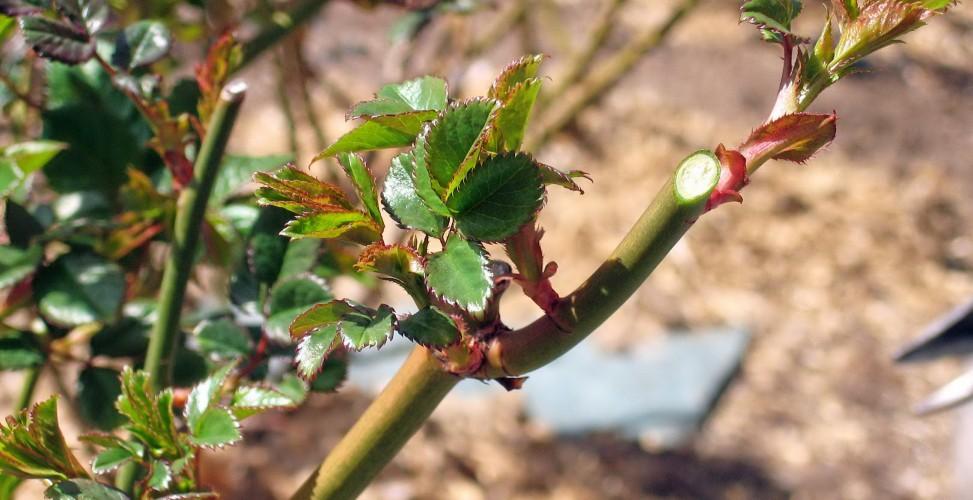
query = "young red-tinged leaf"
(706, 145, 749, 211)
(356, 243, 427, 302)
(426, 235, 493, 313)
(230, 385, 297, 420)
(488, 54, 545, 102)
(337, 153, 383, 228)
(290, 300, 359, 339)
(349, 75, 448, 118)
(115, 368, 182, 458)
(491, 78, 542, 152)
(382, 152, 447, 236)
(281, 211, 382, 244)
(55, 0, 108, 35)
(313, 111, 436, 161)
(187, 407, 240, 448)
(446, 152, 546, 242)
(739, 112, 837, 164)
(0, 0, 46, 16)
(422, 99, 499, 197)
(253, 165, 354, 213)
(538, 164, 590, 193)
(112, 21, 171, 70)
(196, 32, 242, 122)
(294, 325, 340, 381)
(398, 306, 460, 347)
(337, 304, 396, 350)
(0, 396, 89, 480)
(830, 0, 945, 69)
(19, 17, 94, 64)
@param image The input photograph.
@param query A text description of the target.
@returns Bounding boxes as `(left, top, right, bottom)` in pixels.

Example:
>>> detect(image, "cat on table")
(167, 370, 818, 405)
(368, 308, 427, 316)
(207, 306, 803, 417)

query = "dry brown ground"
(7, 0, 973, 498)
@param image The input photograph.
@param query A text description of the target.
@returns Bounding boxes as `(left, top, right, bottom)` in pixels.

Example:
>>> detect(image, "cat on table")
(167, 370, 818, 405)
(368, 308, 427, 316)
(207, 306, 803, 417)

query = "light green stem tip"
(674, 149, 720, 205)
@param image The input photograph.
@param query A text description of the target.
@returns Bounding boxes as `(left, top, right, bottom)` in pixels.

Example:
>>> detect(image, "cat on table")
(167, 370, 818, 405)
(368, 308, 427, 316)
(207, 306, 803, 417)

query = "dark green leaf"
(277, 238, 320, 280)
(145, 459, 171, 491)
(19, 17, 93, 64)
(349, 75, 448, 118)
(398, 306, 460, 347)
(309, 358, 347, 393)
(44, 479, 128, 500)
(381, 152, 446, 236)
(35, 252, 124, 327)
(56, 0, 108, 35)
(0, 331, 43, 370)
(0, 396, 89, 480)
(77, 367, 124, 431)
(249, 232, 288, 285)
(193, 319, 252, 359)
(410, 138, 450, 216)
(111, 21, 171, 70)
(447, 152, 545, 242)
(89, 300, 155, 357)
(0, 244, 42, 289)
(422, 99, 499, 196)
(425, 236, 492, 312)
(266, 275, 332, 343)
(4, 200, 44, 248)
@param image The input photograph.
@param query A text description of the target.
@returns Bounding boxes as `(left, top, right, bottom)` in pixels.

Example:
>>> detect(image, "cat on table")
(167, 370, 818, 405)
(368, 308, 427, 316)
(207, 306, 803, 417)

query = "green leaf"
(425, 236, 493, 312)
(2, 140, 67, 173)
(44, 479, 128, 500)
(184, 363, 235, 435)
(146, 459, 172, 491)
(0, 332, 44, 370)
(277, 238, 320, 280)
(18, 17, 94, 64)
(0, 158, 22, 198)
(115, 369, 181, 458)
(313, 112, 436, 160)
(309, 358, 347, 393)
(422, 99, 499, 196)
(281, 211, 382, 245)
(188, 409, 240, 447)
(77, 367, 124, 431)
(740, 0, 803, 40)
(111, 21, 171, 70)
(294, 324, 339, 381)
(193, 319, 253, 360)
(212, 154, 292, 207)
(249, 232, 288, 285)
(231, 385, 297, 420)
(0, 396, 89, 480)
(398, 306, 460, 347)
(35, 252, 125, 327)
(337, 304, 395, 350)
(409, 137, 450, 216)
(491, 78, 541, 152)
(290, 300, 357, 339)
(266, 274, 332, 343)
(3, 200, 44, 248)
(337, 153, 383, 227)
(349, 75, 448, 118)
(274, 374, 308, 404)
(381, 152, 447, 236)
(488, 54, 544, 102)
(446, 152, 545, 242)
(0, 244, 42, 289)
(42, 62, 152, 194)
(90, 445, 137, 475)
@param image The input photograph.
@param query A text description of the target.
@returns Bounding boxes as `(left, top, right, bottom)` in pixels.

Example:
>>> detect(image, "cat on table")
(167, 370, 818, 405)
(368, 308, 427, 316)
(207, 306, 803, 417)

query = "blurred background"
(6, 0, 973, 498)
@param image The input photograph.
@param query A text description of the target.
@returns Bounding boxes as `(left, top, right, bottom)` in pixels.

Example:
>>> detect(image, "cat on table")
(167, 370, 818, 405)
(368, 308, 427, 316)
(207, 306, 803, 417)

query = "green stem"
(16, 364, 41, 411)
(289, 151, 720, 500)
(143, 83, 247, 391)
(291, 348, 459, 500)
(527, 0, 698, 151)
(239, 0, 332, 69)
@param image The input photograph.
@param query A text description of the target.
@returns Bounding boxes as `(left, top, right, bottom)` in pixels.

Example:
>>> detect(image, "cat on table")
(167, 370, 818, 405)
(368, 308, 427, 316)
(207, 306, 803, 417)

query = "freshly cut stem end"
(674, 150, 720, 206)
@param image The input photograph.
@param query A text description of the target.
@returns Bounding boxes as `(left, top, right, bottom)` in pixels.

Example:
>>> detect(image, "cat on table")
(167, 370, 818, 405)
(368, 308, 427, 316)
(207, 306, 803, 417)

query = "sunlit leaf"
(381, 152, 447, 236)
(111, 21, 171, 70)
(422, 99, 499, 196)
(425, 235, 492, 313)
(398, 306, 460, 347)
(0, 396, 89, 480)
